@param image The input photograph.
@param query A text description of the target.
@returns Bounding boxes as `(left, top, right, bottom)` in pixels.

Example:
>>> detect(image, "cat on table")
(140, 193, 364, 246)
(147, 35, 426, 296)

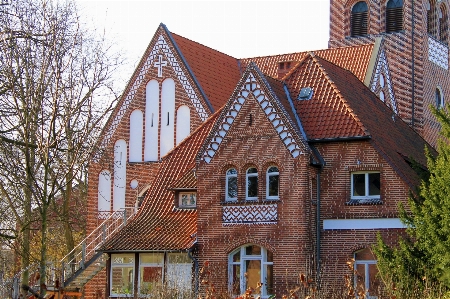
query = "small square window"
(179, 192, 196, 208)
(351, 171, 381, 201)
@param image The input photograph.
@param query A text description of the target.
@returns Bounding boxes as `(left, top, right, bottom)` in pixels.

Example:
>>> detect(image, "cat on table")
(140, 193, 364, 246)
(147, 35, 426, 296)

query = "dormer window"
(351, 1, 369, 37)
(386, 0, 403, 33)
(179, 192, 196, 208)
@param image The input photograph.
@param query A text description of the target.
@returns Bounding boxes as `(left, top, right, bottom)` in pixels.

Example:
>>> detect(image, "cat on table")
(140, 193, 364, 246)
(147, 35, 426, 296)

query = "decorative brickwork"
(202, 72, 303, 163)
(222, 203, 278, 224)
(93, 34, 209, 162)
(428, 35, 449, 69)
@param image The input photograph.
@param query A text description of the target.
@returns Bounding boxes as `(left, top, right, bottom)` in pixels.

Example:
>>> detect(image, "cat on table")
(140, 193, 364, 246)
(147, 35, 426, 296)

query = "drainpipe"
(188, 246, 199, 296)
(411, 0, 415, 127)
(309, 146, 325, 285)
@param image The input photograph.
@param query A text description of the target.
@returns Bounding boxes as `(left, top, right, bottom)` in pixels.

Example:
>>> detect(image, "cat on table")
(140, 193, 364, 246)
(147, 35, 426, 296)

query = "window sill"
(220, 199, 281, 205)
(175, 206, 196, 210)
(346, 198, 383, 205)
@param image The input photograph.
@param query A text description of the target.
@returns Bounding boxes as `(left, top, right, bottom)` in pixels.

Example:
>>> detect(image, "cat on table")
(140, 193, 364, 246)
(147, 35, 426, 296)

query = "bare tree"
(0, 0, 122, 292)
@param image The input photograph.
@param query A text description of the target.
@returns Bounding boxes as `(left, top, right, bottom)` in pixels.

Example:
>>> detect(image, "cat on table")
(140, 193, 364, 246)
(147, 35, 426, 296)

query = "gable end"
(202, 73, 304, 164)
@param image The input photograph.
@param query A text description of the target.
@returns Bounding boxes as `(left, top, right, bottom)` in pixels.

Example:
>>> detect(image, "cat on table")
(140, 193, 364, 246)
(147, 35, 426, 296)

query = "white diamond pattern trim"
(203, 73, 302, 164)
(370, 50, 398, 114)
(222, 204, 278, 224)
(93, 35, 209, 162)
(428, 36, 449, 70)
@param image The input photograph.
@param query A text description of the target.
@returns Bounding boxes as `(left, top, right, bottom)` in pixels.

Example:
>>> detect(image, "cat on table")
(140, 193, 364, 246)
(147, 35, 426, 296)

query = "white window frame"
(436, 86, 444, 108)
(350, 171, 381, 200)
(266, 166, 279, 200)
(228, 245, 273, 298)
(246, 168, 258, 201)
(110, 254, 135, 296)
(354, 258, 378, 299)
(225, 168, 238, 202)
(138, 253, 164, 295)
(179, 191, 197, 208)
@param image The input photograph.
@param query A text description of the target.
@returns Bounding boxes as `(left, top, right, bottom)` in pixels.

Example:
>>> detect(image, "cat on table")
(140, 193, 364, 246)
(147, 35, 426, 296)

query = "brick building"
(63, 1, 449, 298)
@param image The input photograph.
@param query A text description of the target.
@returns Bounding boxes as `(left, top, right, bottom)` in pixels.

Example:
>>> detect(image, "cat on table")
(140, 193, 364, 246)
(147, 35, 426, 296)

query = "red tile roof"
(240, 43, 374, 82)
(170, 168, 197, 190)
(289, 54, 431, 188)
(284, 54, 369, 140)
(170, 33, 242, 111)
(100, 111, 220, 251)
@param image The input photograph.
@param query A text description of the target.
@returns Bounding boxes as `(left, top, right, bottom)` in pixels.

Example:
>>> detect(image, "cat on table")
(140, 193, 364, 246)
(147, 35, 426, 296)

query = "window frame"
(354, 251, 378, 299)
(178, 191, 197, 208)
(225, 168, 238, 202)
(385, 0, 403, 33)
(228, 245, 273, 298)
(436, 87, 445, 109)
(138, 253, 164, 296)
(246, 167, 258, 201)
(351, 1, 369, 37)
(110, 254, 135, 296)
(350, 171, 381, 200)
(266, 166, 280, 200)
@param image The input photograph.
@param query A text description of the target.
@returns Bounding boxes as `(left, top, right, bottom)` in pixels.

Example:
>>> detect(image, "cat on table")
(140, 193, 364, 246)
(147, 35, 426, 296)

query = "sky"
(75, 0, 330, 84)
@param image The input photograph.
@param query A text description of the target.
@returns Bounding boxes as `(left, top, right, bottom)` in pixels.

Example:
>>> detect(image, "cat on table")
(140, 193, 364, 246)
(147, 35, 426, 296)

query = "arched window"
(98, 170, 111, 214)
(176, 105, 190, 145)
(440, 4, 448, 45)
(160, 78, 175, 157)
(436, 87, 444, 108)
(225, 168, 238, 202)
(228, 245, 273, 297)
(351, 1, 369, 37)
(266, 166, 279, 199)
(145, 80, 159, 161)
(246, 167, 258, 200)
(113, 139, 127, 211)
(428, 0, 438, 38)
(129, 110, 143, 162)
(354, 248, 378, 298)
(386, 0, 403, 33)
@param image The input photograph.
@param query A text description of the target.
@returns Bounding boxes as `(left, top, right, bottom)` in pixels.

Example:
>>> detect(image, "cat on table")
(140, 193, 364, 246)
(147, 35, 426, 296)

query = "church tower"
(329, 0, 450, 147)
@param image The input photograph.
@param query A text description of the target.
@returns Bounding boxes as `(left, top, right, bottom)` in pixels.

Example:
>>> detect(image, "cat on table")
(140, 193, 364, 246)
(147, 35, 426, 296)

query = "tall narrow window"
(266, 166, 279, 200)
(246, 167, 258, 200)
(160, 78, 175, 157)
(111, 254, 135, 296)
(440, 4, 448, 45)
(351, 1, 369, 37)
(145, 80, 159, 161)
(129, 110, 143, 162)
(113, 139, 127, 211)
(386, 0, 403, 33)
(176, 105, 190, 144)
(226, 168, 238, 201)
(436, 87, 444, 108)
(428, 0, 438, 38)
(229, 245, 273, 297)
(138, 253, 164, 295)
(98, 170, 111, 216)
(354, 248, 379, 298)
(166, 253, 192, 291)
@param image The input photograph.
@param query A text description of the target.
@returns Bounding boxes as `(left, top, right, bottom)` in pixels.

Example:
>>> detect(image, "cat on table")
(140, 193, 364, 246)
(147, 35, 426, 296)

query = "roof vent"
(298, 87, 314, 100)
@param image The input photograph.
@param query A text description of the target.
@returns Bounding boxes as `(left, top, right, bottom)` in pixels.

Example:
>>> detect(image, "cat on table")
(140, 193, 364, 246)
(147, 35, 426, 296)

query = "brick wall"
(314, 141, 410, 291)
(329, 0, 450, 147)
(197, 94, 313, 297)
(84, 27, 209, 298)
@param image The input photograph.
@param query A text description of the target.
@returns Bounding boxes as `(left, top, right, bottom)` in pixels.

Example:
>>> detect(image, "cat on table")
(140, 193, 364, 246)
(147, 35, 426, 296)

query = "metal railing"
(60, 207, 137, 285)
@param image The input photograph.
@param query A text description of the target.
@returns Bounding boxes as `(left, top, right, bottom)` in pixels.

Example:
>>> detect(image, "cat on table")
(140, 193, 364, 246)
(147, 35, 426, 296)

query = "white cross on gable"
(154, 55, 168, 77)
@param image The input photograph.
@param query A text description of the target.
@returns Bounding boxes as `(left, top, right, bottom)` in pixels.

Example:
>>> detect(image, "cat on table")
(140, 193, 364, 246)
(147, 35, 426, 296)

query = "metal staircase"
(60, 207, 137, 290)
